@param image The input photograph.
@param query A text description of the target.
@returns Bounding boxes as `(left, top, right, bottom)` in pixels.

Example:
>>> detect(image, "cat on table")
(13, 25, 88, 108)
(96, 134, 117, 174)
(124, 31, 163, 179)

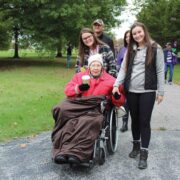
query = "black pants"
(127, 92, 156, 148)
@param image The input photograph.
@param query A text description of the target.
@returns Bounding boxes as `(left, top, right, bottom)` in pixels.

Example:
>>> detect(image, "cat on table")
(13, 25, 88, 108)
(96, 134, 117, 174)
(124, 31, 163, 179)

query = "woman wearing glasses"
(75, 28, 117, 77)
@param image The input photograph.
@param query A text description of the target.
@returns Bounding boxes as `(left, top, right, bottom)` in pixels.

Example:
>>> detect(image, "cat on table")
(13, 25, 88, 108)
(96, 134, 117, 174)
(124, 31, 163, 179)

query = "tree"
(0, 23, 11, 50)
(26, 0, 127, 57)
(0, 0, 126, 58)
(136, 0, 180, 46)
(0, 12, 11, 50)
(0, 1, 29, 58)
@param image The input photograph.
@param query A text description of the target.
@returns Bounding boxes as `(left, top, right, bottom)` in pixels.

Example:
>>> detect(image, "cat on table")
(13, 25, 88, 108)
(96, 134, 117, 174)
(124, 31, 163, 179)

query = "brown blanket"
(51, 95, 105, 161)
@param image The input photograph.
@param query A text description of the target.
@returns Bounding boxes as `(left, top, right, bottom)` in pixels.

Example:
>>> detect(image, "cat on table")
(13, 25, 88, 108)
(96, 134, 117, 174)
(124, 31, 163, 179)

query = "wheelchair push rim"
(106, 106, 119, 154)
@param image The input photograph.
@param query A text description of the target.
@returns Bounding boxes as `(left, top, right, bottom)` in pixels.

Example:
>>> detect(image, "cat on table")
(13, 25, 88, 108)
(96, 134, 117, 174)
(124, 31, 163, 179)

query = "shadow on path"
(0, 58, 66, 70)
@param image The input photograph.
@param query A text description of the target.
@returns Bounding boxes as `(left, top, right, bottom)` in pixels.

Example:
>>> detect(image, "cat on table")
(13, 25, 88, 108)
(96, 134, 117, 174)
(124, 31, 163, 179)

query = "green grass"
(0, 57, 75, 142)
(0, 49, 53, 58)
(0, 53, 180, 142)
(173, 63, 180, 84)
(0, 49, 78, 58)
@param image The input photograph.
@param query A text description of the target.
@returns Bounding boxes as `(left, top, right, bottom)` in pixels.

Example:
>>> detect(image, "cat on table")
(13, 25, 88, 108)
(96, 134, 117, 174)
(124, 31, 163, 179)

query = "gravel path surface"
(1, 84, 180, 180)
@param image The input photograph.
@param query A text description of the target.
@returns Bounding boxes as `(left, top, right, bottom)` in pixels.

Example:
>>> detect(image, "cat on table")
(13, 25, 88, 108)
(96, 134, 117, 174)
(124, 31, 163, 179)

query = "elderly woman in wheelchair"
(51, 54, 125, 166)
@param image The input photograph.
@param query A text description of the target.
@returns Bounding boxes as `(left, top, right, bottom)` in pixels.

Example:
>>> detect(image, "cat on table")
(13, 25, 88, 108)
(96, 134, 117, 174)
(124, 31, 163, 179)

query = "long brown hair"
(126, 22, 156, 69)
(78, 28, 104, 65)
(124, 30, 130, 47)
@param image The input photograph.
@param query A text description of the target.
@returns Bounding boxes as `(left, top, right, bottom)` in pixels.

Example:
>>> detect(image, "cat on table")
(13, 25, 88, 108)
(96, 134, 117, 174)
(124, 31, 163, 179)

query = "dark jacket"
(98, 32, 115, 57)
(124, 46, 158, 92)
(67, 45, 72, 55)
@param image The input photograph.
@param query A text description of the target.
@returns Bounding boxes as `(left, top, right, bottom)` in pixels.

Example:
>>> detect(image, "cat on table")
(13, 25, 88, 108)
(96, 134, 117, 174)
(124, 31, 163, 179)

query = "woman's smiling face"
(81, 32, 94, 48)
(132, 26, 145, 46)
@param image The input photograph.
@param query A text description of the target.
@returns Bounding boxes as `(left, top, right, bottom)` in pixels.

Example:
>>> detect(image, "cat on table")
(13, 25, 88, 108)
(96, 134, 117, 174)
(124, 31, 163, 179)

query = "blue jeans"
(66, 55, 71, 68)
(165, 63, 174, 82)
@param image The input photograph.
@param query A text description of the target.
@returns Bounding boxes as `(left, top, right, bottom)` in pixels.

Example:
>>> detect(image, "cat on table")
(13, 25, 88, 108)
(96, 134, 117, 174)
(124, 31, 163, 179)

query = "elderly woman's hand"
(79, 84, 90, 91)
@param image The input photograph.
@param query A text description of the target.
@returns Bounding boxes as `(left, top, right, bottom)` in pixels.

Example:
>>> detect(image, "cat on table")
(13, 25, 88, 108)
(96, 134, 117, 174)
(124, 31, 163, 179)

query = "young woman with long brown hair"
(76, 28, 117, 77)
(112, 22, 165, 169)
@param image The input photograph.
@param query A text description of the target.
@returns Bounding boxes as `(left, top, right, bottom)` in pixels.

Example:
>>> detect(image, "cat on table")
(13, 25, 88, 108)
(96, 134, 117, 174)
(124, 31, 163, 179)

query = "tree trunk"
(13, 27, 19, 59)
(56, 47, 62, 57)
(56, 51, 62, 57)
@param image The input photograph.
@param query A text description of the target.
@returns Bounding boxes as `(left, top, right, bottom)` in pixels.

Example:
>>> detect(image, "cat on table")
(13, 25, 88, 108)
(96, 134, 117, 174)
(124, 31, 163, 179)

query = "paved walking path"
(0, 84, 180, 180)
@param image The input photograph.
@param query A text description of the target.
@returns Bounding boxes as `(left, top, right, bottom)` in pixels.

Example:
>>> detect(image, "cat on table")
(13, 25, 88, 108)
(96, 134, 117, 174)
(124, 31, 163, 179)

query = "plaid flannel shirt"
(76, 44, 117, 77)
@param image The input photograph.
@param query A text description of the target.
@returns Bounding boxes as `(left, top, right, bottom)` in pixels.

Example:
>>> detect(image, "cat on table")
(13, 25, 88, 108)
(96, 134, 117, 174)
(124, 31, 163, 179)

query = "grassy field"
(0, 52, 180, 142)
(0, 49, 78, 58)
(0, 57, 75, 142)
(173, 63, 180, 84)
(0, 49, 53, 58)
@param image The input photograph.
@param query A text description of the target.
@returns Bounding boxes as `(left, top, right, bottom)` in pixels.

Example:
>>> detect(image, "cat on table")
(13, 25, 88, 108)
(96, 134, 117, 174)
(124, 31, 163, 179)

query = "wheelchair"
(74, 99, 119, 168)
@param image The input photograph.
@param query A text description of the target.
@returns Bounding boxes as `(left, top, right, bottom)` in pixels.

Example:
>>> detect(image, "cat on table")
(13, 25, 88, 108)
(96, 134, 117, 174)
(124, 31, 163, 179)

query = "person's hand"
(112, 86, 120, 95)
(156, 95, 164, 104)
(113, 92, 121, 100)
(79, 84, 90, 91)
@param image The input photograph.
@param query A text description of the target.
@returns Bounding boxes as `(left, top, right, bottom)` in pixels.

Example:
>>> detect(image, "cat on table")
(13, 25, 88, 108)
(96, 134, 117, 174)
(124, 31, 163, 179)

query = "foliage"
(0, 0, 126, 54)
(0, 13, 11, 50)
(136, 0, 180, 46)
(0, 24, 11, 50)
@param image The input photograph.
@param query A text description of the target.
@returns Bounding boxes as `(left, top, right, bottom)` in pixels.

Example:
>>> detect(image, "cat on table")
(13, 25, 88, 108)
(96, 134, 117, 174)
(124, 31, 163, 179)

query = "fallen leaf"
(20, 144, 27, 148)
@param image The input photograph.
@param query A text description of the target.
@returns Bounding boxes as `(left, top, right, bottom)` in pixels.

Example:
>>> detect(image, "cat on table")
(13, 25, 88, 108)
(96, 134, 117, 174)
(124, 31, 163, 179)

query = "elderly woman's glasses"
(90, 64, 102, 68)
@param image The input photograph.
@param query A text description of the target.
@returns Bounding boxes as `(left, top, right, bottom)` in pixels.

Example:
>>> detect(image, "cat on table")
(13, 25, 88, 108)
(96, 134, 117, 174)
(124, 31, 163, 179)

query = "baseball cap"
(93, 19, 104, 26)
(166, 42, 172, 46)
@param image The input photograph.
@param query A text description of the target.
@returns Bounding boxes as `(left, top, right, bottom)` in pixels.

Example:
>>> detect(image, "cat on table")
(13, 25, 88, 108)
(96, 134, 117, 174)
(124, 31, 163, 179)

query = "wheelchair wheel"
(106, 106, 119, 154)
(98, 148, 105, 165)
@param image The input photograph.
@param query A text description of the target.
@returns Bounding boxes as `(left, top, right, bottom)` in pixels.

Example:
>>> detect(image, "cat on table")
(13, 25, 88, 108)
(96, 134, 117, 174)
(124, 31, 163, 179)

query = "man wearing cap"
(93, 19, 115, 57)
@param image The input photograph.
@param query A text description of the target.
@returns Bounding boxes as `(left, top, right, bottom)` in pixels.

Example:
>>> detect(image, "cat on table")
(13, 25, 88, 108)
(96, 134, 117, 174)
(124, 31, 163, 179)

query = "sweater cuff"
(157, 91, 164, 96)
(113, 84, 119, 88)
